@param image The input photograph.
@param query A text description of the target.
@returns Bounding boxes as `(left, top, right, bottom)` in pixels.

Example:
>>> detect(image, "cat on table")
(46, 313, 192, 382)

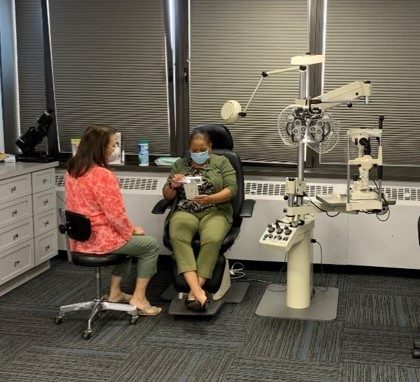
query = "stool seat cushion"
(71, 252, 127, 267)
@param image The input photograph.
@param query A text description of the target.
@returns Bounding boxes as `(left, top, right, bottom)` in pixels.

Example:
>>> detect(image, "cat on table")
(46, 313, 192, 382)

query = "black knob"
(284, 229, 291, 235)
(268, 226, 275, 233)
(283, 195, 289, 201)
(276, 228, 283, 234)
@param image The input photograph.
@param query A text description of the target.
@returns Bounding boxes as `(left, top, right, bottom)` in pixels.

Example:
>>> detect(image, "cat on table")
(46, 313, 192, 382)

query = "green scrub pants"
(111, 234, 159, 278)
(169, 209, 231, 279)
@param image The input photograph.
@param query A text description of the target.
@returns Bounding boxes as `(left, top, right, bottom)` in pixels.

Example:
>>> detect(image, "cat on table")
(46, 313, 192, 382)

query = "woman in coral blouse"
(65, 125, 161, 316)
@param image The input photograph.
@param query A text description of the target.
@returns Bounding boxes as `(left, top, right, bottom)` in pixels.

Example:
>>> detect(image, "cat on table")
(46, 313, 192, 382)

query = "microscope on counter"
(221, 54, 394, 320)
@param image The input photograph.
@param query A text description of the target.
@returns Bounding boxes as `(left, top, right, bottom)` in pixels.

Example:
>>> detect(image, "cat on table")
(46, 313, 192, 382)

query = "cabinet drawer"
(32, 168, 55, 193)
(33, 189, 57, 215)
(34, 210, 57, 237)
(0, 174, 31, 204)
(0, 240, 34, 284)
(0, 196, 32, 229)
(35, 229, 58, 265)
(0, 218, 33, 253)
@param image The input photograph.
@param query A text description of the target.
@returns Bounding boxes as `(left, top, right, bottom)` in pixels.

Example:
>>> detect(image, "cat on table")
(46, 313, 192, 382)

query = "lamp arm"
(242, 66, 299, 115)
(310, 81, 371, 111)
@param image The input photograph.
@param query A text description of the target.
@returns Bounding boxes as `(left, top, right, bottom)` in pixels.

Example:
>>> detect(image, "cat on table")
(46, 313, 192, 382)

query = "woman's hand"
(170, 174, 185, 189)
(133, 226, 146, 235)
(193, 194, 215, 205)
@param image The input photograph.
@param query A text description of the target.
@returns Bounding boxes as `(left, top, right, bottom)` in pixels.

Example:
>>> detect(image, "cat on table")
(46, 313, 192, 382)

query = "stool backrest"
(65, 210, 92, 241)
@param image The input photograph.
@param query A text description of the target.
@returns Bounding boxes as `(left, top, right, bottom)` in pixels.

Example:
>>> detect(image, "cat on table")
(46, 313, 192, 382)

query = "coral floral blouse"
(65, 166, 133, 254)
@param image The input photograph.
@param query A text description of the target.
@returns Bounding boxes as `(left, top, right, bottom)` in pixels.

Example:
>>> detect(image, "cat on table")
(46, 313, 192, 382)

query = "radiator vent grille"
(56, 174, 64, 188)
(306, 185, 334, 198)
(56, 175, 420, 201)
(244, 181, 334, 197)
(383, 186, 420, 201)
(55, 174, 159, 191)
(245, 181, 285, 196)
(118, 177, 158, 191)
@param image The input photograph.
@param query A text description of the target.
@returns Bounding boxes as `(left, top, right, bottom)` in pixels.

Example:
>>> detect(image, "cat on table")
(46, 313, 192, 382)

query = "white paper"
(183, 183, 199, 199)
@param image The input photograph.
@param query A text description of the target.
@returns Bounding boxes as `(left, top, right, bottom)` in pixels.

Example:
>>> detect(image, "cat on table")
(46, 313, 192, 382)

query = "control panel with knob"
(259, 217, 315, 251)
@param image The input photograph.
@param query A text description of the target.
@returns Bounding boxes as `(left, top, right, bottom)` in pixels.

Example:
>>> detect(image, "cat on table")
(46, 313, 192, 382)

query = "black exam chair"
(54, 210, 139, 340)
(413, 216, 420, 358)
(152, 124, 256, 315)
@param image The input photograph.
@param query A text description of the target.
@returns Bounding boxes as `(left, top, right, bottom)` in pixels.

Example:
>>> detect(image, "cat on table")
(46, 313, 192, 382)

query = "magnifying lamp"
(220, 54, 325, 125)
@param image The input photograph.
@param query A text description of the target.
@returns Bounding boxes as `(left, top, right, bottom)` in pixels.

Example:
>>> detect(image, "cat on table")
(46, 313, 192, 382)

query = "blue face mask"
(190, 150, 210, 165)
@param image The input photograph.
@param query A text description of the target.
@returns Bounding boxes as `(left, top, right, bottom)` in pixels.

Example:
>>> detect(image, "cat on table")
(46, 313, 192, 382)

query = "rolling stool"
(54, 209, 139, 340)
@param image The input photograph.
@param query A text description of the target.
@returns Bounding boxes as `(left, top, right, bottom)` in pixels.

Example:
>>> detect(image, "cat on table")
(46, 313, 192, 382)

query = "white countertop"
(0, 161, 59, 181)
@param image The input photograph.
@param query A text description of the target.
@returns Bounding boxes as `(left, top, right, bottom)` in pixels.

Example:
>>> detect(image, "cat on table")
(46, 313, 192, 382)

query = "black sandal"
(187, 298, 210, 312)
(184, 298, 197, 306)
(185, 300, 201, 311)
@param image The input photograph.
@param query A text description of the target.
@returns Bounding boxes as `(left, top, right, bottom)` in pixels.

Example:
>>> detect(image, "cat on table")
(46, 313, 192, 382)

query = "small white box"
(183, 183, 199, 200)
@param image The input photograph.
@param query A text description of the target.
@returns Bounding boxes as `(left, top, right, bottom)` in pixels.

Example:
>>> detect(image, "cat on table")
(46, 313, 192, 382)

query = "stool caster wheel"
(53, 316, 63, 325)
(82, 330, 92, 340)
(129, 315, 139, 325)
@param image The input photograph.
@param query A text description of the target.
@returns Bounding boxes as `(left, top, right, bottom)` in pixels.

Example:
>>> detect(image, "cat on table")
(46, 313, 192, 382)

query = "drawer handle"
(10, 186, 16, 193)
(13, 233, 19, 240)
(14, 260, 20, 266)
(43, 199, 49, 205)
(12, 210, 18, 216)
(44, 220, 50, 226)
(45, 245, 51, 251)
(42, 178, 48, 184)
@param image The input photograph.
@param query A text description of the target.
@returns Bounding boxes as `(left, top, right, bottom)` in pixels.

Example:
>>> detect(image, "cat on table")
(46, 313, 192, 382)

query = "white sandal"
(136, 303, 162, 316)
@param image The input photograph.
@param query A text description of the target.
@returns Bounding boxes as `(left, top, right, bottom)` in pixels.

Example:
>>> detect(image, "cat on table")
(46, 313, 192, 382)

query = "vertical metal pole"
(174, 0, 189, 156)
(41, 0, 59, 160)
(163, 0, 176, 156)
(347, 131, 351, 204)
(308, 0, 326, 167)
(95, 268, 101, 300)
(0, 0, 20, 154)
(296, 66, 307, 205)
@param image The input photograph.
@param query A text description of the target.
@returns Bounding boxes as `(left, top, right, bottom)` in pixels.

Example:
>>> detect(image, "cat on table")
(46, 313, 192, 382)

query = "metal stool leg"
(82, 300, 102, 339)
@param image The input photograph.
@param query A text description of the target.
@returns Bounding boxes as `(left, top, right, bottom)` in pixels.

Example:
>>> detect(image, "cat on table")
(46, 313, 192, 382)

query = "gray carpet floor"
(0, 258, 419, 382)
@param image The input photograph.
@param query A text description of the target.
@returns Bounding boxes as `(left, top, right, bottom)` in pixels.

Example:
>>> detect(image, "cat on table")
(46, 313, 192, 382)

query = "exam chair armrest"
(151, 198, 173, 214)
(239, 199, 256, 218)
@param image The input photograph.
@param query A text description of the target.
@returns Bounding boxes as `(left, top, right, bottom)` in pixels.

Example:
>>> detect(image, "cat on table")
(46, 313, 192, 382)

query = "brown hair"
(67, 124, 116, 178)
(189, 128, 212, 146)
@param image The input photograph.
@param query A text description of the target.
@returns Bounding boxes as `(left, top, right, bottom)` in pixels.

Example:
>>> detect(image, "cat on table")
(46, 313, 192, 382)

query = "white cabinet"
(0, 174, 31, 204)
(35, 229, 58, 265)
(0, 240, 34, 284)
(32, 168, 57, 265)
(0, 163, 58, 296)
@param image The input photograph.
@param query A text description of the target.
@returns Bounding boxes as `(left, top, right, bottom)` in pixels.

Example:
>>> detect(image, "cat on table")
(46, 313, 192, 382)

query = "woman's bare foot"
(194, 289, 207, 307)
(186, 291, 196, 302)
